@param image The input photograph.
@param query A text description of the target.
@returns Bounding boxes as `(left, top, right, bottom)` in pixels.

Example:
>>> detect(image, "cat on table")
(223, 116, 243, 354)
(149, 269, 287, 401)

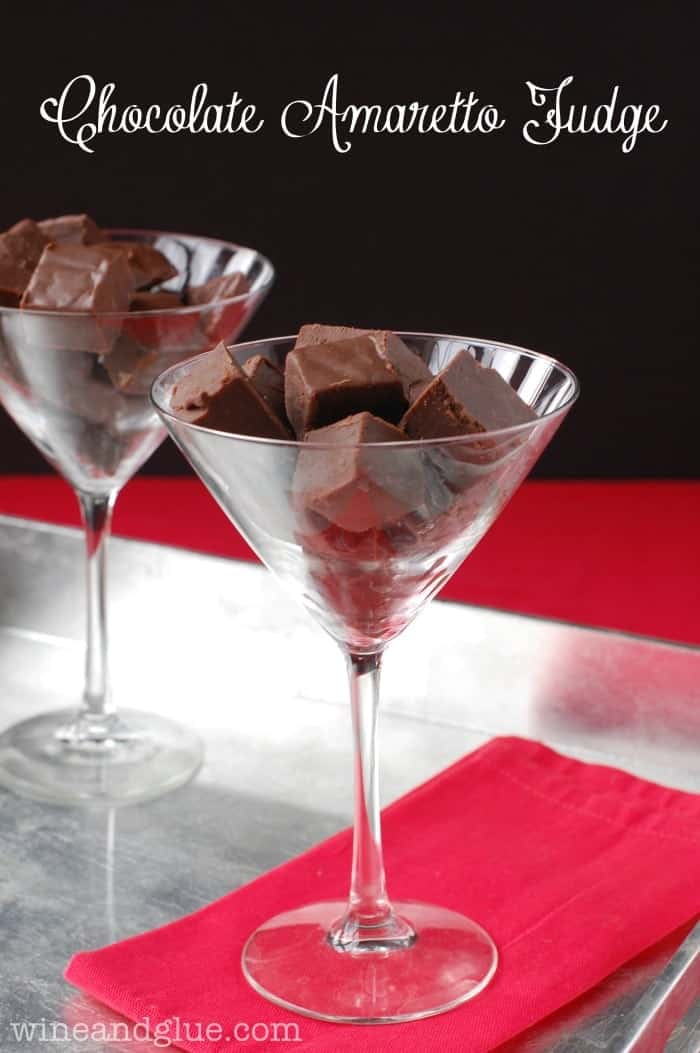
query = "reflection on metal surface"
(527, 924, 700, 1053)
(0, 516, 698, 1051)
(606, 923, 699, 1052)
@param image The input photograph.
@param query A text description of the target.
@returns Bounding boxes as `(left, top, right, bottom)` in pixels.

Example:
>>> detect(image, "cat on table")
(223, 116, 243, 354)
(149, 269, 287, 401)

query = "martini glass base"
(242, 900, 498, 1023)
(0, 707, 203, 805)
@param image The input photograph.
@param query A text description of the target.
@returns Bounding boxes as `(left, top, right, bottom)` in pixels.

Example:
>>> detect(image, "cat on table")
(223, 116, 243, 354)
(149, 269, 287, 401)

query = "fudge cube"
(129, 290, 182, 311)
(371, 329, 432, 401)
(99, 338, 163, 396)
(186, 271, 251, 307)
(38, 213, 103, 245)
(186, 271, 252, 343)
(295, 323, 432, 402)
(294, 412, 424, 532)
(172, 342, 291, 438)
(285, 335, 406, 437)
(120, 289, 199, 358)
(102, 291, 194, 394)
(0, 219, 49, 306)
(97, 241, 178, 290)
(294, 323, 372, 348)
(401, 348, 536, 439)
(20, 243, 133, 314)
(242, 354, 286, 421)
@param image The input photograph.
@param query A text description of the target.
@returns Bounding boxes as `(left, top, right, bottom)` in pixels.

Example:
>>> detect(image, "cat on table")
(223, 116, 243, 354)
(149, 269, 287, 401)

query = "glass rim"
(0, 227, 275, 320)
(151, 332, 581, 450)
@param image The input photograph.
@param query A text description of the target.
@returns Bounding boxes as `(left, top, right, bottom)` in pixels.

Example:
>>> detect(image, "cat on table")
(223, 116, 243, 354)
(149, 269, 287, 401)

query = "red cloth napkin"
(65, 737, 700, 1052)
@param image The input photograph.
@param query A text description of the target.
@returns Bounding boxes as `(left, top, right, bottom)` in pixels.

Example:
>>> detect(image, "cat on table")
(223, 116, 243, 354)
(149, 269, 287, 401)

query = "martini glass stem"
(77, 491, 117, 735)
(330, 651, 415, 952)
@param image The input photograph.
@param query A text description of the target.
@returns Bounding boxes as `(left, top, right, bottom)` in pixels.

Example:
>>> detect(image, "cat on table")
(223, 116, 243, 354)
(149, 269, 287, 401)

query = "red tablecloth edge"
(1, 475, 698, 647)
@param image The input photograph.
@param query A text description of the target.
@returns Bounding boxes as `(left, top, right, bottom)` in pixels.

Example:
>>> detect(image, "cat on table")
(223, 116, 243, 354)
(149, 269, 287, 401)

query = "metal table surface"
(0, 515, 698, 1052)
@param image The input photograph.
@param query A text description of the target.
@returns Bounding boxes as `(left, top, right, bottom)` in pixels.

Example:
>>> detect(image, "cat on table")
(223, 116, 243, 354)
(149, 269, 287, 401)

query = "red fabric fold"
(65, 737, 700, 1052)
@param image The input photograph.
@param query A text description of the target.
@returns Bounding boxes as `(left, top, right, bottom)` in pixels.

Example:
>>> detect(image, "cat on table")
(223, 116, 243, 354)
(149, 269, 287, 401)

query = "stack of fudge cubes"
(172, 325, 536, 536)
(0, 214, 249, 314)
(0, 214, 251, 396)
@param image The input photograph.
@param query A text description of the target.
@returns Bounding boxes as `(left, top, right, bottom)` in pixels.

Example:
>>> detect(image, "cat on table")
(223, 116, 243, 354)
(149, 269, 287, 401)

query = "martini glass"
(152, 334, 579, 1022)
(0, 230, 274, 804)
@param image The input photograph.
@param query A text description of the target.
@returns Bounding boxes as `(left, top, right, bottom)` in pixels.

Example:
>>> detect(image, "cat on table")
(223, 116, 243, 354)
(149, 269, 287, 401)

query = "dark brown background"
(1, 2, 697, 478)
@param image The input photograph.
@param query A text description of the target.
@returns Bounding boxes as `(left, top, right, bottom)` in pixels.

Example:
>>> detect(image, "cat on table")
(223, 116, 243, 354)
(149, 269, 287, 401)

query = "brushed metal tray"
(0, 515, 698, 1052)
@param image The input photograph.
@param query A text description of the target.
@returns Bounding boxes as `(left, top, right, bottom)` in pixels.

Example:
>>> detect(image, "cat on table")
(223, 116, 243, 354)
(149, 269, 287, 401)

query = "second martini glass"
(0, 230, 274, 804)
(153, 334, 578, 1022)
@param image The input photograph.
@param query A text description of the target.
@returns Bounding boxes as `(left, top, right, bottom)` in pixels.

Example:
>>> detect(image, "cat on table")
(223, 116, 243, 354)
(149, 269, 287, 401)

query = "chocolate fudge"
(130, 289, 182, 311)
(294, 412, 423, 532)
(294, 323, 372, 348)
(11, 214, 177, 294)
(0, 219, 48, 306)
(296, 324, 432, 402)
(99, 340, 162, 395)
(243, 354, 286, 421)
(1, 213, 253, 337)
(284, 335, 406, 437)
(21, 243, 133, 313)
(172, 343, 291, 438)
(186, 271, 250, 307)
(102, 240, 178, 290)
(102, 290, 194, 393)
(186, 271, 252, 343)
(38, 213, 102, 245)
(401, 349, 536, 439)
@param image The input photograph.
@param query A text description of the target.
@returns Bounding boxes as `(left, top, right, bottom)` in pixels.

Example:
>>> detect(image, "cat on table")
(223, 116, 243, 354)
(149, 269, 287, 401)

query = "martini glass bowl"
(152, 333, 579, 1022)
(0, 230, 274, 804)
